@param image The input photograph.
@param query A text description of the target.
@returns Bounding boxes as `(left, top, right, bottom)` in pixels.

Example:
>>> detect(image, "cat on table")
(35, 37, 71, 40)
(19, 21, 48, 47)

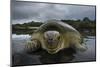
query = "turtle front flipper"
(25, 39, 41, 53)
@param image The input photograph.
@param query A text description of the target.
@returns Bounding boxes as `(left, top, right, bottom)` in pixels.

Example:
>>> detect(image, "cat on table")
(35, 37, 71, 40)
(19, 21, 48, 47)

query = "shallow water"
(12, 34, 96, 66)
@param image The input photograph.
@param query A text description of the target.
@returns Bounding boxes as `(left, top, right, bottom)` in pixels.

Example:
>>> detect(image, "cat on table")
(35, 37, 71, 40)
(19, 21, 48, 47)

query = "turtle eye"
(57, 36, 60, 40)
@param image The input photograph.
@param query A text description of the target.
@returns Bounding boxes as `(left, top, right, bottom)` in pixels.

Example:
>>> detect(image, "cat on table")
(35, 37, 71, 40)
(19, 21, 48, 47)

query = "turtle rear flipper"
(74, 43, 87, 52)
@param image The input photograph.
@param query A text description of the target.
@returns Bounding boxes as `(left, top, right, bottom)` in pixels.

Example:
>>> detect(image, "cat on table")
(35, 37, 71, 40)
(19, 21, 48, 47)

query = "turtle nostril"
(49, 39, 53, 40)
(48, 38, 53, 41)
(48, 38, 53, 43)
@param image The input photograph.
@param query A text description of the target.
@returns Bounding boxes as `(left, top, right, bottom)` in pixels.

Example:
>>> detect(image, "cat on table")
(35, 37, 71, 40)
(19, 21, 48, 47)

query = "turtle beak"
(48, 38, 54, 44)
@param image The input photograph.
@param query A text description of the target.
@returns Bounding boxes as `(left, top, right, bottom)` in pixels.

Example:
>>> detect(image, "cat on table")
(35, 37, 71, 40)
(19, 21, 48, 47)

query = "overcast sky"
(11, 1, 96, 24)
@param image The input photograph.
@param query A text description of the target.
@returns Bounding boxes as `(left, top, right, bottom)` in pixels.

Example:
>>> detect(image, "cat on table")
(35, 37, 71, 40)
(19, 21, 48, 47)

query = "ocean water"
(12, 34, 96, 66)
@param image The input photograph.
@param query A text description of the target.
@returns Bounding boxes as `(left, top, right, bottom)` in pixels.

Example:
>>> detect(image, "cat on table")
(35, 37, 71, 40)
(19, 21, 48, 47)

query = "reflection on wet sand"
(12, 48, 76, 66)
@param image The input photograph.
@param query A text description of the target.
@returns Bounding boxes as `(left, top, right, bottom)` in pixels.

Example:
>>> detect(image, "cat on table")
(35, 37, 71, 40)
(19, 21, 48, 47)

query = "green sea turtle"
(25, 20, 87, 54)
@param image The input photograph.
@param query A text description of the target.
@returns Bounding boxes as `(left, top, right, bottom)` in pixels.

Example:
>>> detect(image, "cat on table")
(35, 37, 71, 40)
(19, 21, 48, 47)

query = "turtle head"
(43, 31, 62, 54)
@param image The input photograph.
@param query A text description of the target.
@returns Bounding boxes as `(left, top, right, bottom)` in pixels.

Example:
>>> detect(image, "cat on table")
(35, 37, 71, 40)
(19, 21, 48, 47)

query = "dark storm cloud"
(11, 1, 95, 24)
